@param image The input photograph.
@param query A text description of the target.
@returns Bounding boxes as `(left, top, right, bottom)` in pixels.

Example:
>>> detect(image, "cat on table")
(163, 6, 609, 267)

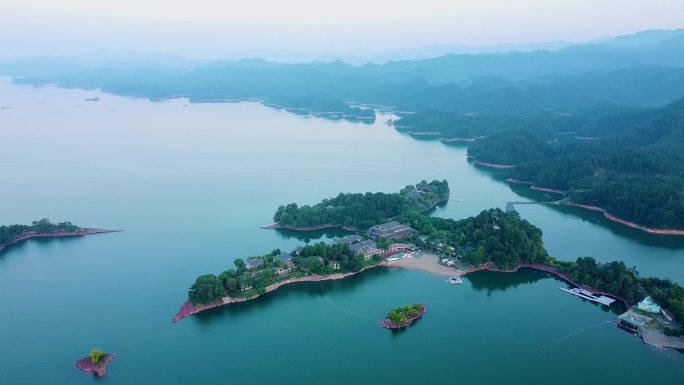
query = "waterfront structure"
(349, 240, 380, 260)
(245, 258, 264, 270)
(332, 235, 363, 246)
(274, 254, 294, 268)
(389, 243, 419, 252)
(368, 221, 416, 240)
(329, 259, 341, 270)
(618, 310, 649, 335)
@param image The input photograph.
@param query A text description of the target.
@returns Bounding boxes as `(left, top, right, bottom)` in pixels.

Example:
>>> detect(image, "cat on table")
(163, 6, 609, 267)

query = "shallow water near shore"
(0, 78, 683, 384)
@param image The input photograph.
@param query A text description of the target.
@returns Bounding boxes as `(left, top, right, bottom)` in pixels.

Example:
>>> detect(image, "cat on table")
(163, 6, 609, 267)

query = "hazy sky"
(2, 0, 684, 60)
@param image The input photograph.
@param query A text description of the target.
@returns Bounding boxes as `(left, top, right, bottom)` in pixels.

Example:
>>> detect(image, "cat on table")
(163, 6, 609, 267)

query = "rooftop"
(275, 253, 293, 263)
(371, 221, 403, 231)
(349, 239, 376, 253)
(245, 258, 264, 268)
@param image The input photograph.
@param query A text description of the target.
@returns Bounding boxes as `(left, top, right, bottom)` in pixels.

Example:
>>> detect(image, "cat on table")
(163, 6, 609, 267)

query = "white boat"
(448, 276, 463, 285)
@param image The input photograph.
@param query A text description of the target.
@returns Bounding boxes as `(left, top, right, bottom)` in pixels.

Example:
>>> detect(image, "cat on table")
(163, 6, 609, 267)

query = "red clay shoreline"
(469, 158, 516, 169)
(76, 353, 116, 377)
(0, 228, 122, 253)
(172, 260, 629, 322)
(173, 264, 380, 322)
(505, 178, 684, 235)
(557, 203, 684, 236)
(506, 178, 566, 195)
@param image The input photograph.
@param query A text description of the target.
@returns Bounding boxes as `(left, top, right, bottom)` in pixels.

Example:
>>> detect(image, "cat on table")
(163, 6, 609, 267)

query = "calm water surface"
(0, 79, 682, 384)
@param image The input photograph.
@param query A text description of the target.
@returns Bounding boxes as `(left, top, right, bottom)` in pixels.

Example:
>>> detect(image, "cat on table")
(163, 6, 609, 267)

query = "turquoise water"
(0, 79, 682, 384)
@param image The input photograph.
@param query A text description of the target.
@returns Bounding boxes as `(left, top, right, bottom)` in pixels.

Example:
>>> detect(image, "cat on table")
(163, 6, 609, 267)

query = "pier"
(560, 287, 616, 306)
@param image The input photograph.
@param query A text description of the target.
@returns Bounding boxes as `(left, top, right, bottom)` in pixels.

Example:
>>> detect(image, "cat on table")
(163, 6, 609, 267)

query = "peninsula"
(0, 219, 119, 253)
(270, 180, 449, 231)
(175, 183, 684, 349)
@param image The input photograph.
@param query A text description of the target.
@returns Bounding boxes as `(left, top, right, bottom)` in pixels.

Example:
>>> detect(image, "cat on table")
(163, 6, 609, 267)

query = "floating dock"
(560, 287, 616, 306)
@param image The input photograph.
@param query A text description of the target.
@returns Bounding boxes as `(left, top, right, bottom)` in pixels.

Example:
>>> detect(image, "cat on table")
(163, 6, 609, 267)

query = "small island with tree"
(0, 219, 119, 253)
(76, 348, 116, 377)
(381, 303, 426, 329)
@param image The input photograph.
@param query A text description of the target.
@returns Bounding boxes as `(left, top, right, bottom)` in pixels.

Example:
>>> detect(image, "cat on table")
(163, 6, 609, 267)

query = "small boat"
(448, 276, 463, 285)
(454, 198, 464, 202)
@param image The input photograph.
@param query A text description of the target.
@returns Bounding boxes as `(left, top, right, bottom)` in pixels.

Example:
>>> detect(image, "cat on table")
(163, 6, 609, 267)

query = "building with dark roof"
(332, 235, 364, 246)
(349, 240, 380, 260)
(369, 221, 416, 240)
(245, 258, 264, 270)
(274, 253, 294, 268)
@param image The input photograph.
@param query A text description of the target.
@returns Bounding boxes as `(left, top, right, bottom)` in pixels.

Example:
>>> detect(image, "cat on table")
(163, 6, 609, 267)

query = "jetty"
(560, 287, 616, 306)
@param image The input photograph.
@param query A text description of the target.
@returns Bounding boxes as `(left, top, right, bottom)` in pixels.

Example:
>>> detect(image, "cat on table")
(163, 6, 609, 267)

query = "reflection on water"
(194, 267, 394, 325)
(274, 227, 353, 243)
(467, 268, 625, 316)
(467, 268, 548, 294)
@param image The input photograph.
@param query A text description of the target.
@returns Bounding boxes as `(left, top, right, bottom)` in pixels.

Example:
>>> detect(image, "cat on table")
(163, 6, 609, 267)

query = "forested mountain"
(468, 99, 684, 229)
(7, 29, 684, 231)
(9, 36, 684, 117)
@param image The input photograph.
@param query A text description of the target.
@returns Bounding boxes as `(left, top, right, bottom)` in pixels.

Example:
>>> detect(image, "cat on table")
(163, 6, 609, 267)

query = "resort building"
(389, 243, 419, 252)
(349, 240, 381, 260)
(245, 258, 264, 270)
(274, 254, 294, 269)
(618, 310, 650, 335)
(369, 221, 416, 240)
(329, 259, 341, 270)
(332, 235, 364, 246)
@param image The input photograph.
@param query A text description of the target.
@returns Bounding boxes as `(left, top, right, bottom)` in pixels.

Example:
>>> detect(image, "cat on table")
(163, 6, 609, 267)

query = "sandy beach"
(382, 251, 462, 277)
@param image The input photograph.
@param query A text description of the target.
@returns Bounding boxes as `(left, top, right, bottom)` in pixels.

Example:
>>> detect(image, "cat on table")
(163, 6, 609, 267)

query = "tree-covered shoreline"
(273, 180, 449, 230)
(466, 98, 684, 230)
(0, 219, 84, 249)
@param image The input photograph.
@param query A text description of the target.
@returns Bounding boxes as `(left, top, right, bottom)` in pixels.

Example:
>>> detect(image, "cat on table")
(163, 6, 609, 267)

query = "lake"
(0, 78, 682, 384)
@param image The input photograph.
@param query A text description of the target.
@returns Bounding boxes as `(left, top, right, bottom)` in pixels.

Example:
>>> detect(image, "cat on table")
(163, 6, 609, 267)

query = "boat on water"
(448, 276, 463, 285)
(559, 287, 615, 306)
(454, 198, 464, 202)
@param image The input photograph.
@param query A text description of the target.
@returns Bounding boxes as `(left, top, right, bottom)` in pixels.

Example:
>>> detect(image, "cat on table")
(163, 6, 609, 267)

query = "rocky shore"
(0, 228, 121, 253)
(380, 305, 426, 329)
(470, 159, 515, 169)
(557, 203, 684, 236)
(173, 266, 379, 322)
(506, 178, 684, 235)
(76, 353, 116, 377)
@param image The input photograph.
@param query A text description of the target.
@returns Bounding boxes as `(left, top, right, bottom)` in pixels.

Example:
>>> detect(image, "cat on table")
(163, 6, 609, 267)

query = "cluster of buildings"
(332, 222, 419, 260)
(618, 296, 674, 335)
(238, 221, 419, 288)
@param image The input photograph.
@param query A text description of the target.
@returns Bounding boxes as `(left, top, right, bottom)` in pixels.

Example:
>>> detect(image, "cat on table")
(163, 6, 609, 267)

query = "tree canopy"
(273, 180, 449, 229)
